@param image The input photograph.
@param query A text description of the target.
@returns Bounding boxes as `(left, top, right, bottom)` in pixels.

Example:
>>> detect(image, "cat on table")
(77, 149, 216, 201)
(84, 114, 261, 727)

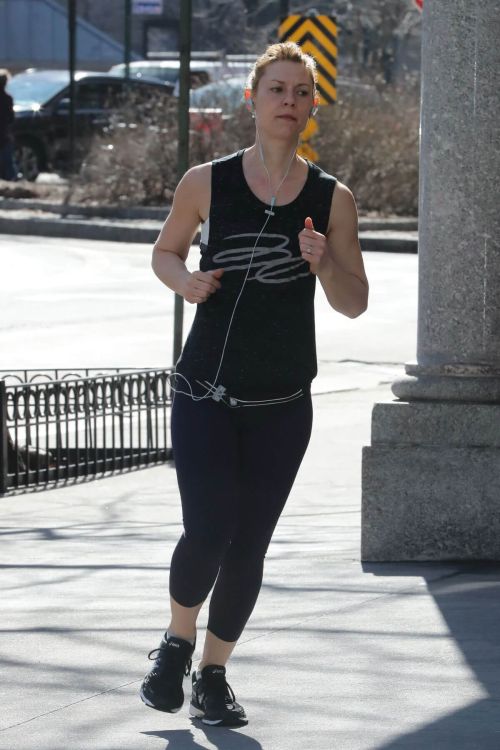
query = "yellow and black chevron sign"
(279, 15, 337, 104)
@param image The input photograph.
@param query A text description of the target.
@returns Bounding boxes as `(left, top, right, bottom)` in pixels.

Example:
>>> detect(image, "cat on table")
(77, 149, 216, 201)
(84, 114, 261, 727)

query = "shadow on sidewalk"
(142, 724, 263, 749)
(362, 561, 500, 750)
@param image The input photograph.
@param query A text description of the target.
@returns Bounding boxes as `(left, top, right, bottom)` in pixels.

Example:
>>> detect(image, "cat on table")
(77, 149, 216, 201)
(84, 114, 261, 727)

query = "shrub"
(70, 93, 179, 206)
(313, 76, 420, 215)
(70, 89, 250, 207)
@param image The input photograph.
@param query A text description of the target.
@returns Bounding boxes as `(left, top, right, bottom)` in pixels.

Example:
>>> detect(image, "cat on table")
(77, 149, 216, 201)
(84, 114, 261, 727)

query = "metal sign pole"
(68, 0, 77, 173)
(0, 382, 8, 495)
(172, 0, 191, 365)
(124, 0, 132, 79)
(280, 0, 289, 20)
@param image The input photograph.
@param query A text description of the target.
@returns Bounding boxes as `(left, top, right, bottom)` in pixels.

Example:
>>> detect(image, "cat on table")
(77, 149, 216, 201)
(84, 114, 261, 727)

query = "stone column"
(361, 0, 500, 561)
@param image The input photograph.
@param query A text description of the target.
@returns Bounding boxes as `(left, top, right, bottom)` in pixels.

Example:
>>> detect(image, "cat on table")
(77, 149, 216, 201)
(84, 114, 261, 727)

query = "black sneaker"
(189, 665, 248, 727)
(140, 633, 195, 713)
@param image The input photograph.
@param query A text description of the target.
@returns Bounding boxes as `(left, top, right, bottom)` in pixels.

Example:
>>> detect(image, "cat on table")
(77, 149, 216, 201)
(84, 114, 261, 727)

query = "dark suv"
(8, 69, 173, 180)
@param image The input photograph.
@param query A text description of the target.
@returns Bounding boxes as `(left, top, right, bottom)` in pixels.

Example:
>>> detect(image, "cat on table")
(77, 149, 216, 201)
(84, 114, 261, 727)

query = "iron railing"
(0, 368, 173, 494)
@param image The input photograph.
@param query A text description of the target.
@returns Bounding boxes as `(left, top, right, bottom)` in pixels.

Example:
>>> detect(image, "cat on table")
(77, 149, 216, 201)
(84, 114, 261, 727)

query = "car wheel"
(15, 141, 44, 181)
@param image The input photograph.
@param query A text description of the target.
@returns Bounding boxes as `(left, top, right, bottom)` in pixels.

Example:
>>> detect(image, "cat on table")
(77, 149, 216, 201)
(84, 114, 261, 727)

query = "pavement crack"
(0, 679, 140, 732)
(238, 568, 465, 647)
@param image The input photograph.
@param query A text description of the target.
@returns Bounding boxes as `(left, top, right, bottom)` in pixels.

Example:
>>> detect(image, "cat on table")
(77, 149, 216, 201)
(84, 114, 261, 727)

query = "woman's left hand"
(299, 217, 328, 274)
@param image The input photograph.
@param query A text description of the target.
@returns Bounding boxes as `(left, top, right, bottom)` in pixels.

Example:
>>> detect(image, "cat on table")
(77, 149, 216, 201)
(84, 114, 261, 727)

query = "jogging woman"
(140, 42, 369, 727)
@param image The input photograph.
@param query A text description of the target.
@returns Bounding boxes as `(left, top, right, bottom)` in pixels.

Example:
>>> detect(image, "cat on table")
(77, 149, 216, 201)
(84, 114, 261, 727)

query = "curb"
(359, 231, 418, 254)
(0, 198, 418, 230)
(0, 215, 161, 243)
(0, 213, 418, 252)
(0, 198, 167, 221)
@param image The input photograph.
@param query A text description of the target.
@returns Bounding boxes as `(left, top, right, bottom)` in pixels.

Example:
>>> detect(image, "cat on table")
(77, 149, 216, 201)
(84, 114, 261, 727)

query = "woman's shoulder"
(181, 150, 242, 187)
(305, 158, 338, 187)
(176, 163, 210, 210)
(212, 149, 244, 166)
(182, 161, 211, 186)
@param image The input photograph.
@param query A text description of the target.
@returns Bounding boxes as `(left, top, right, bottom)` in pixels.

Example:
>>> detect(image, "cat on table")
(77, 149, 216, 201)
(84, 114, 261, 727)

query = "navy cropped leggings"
(169, 390, 313, 642)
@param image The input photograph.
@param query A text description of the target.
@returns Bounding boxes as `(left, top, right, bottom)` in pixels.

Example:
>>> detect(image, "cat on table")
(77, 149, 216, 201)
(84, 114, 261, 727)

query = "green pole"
(124, 0, 132, 79)
(172, 0, 191, 365)
(68, 0, 76, 173)
(280, 0, 289, 21)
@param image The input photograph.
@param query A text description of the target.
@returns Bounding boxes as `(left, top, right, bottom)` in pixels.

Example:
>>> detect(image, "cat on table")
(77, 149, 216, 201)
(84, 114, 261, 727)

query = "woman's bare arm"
(152, 164, 223, 303)
(299, 182, 368, 318)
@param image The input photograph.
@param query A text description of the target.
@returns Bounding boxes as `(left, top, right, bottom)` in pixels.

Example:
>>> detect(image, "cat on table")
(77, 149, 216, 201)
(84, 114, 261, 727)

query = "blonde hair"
(246, 42, 317, 95)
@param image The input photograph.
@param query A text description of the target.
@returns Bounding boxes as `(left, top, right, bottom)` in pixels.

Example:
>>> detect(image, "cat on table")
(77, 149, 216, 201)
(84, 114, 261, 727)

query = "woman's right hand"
(181, 268, 224, 304)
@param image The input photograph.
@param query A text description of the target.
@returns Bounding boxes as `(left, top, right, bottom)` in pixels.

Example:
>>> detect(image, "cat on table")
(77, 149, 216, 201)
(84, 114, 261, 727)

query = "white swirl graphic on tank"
(211, 233, 310, 285)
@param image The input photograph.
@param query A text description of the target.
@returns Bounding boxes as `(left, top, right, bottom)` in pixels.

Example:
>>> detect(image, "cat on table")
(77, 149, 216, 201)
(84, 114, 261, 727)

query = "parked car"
(189, 76, 247, 115)
(185, 76, 247, 146)
(7, 69, 174, 180)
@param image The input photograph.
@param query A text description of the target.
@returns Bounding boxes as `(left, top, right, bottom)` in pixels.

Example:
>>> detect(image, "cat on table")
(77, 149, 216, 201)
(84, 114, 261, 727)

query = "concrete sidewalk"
(1, 384, 499, 750)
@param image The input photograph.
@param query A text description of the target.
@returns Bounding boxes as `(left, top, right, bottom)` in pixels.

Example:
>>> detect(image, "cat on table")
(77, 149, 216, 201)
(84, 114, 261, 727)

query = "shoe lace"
(147, 646, 192, 677)
(224, 680, 236, 705)
(205, 672, 236, 706)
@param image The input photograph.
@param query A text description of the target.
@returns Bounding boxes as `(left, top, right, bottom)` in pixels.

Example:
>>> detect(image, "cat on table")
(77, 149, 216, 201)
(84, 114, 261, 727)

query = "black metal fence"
(0, 368, 173, 495)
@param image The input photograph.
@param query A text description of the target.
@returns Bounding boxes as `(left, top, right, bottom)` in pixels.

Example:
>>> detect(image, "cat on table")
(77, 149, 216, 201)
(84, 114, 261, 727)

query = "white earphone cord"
(170, 131, 304, 408)
(257, 129, 298, 209)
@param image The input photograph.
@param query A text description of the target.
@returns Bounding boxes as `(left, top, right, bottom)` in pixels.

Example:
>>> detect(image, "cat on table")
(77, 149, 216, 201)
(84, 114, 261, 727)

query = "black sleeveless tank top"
(176, 149, 337, 399)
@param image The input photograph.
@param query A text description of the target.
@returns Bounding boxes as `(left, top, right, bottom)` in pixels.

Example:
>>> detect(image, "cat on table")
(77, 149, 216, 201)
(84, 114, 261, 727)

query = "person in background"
(0, 69, 17, 181)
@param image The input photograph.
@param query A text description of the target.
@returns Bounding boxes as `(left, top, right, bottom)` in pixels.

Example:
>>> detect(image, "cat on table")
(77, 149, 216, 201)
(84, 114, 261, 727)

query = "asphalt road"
(0, 234, 417, 391)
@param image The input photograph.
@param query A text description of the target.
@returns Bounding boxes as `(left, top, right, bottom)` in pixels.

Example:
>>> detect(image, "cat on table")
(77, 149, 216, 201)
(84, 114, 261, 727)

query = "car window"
(134, 66, 178, 84)
(8, 73, 68, 107)
(75, 81, 126, 110)
(110, 63, 178, 85)
(190, 77, 246, 113)
(109, 63, 212, 88)
(190, 71, 209, 89)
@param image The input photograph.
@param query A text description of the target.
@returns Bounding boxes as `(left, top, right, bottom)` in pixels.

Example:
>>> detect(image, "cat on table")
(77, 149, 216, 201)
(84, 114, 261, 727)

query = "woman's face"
(252, 60, 315, 136)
